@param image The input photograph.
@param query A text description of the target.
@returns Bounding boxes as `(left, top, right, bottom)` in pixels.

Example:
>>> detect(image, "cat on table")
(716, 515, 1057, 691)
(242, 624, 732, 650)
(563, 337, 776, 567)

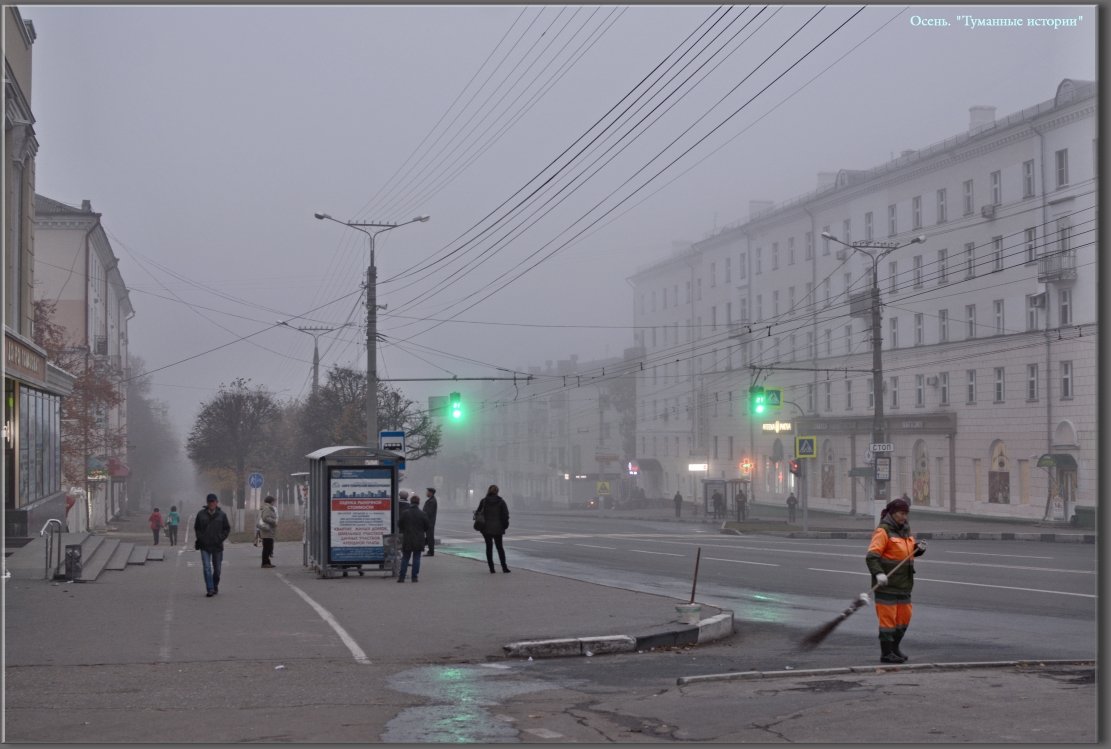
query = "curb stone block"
(504, 638, 581, 658)
(697, 612, 734, 643)
(579, 635, 636, 655)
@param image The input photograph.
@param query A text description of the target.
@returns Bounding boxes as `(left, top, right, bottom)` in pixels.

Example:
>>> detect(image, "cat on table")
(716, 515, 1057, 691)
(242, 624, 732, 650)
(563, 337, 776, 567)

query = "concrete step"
(145, 547, 165, 562)
(79, 534, 106, 566)
(127, 545, 149, 565)
(104, 542, 135, 571)
(78, 538, 120, 582)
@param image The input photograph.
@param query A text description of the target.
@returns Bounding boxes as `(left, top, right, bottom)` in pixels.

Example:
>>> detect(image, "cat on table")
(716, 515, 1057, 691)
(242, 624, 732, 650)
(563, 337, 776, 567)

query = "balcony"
(1038, 251, 1077, 282)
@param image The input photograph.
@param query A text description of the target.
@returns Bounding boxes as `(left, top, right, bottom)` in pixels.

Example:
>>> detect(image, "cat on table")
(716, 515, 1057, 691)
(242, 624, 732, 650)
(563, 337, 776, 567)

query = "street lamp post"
(314, 212, 430, 447)
(277, 321, 351, 394)
(821, 231, 924, 511)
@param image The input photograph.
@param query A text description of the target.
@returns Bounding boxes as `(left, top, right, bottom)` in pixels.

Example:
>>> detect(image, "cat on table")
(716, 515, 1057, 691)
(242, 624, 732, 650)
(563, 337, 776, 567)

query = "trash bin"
(1071, 506, 1096, 529)
(64, 544, 82, 580)
(383, 534, 401, 577)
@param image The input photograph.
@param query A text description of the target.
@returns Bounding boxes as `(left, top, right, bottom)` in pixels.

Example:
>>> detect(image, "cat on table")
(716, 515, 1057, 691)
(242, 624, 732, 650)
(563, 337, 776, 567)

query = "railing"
(40, 518, 65, 580)
(1038, 251, 1078, 282)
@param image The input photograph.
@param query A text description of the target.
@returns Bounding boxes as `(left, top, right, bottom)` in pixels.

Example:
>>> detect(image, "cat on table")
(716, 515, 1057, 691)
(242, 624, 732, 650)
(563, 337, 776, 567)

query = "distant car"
(584, 496, 600, 510)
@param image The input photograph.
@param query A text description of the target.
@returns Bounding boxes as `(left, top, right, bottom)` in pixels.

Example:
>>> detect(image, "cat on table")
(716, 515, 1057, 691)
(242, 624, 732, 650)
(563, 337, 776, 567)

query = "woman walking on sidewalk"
(865, 497, 927, 663)
(148, 508, 163, 545)
(476, 485, 511, 574)
(165, 506, 180, 546)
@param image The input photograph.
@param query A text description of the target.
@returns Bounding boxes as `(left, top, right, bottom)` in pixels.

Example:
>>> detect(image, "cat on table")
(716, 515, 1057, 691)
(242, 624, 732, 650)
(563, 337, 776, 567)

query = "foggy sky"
(24, 4, 1096, 436)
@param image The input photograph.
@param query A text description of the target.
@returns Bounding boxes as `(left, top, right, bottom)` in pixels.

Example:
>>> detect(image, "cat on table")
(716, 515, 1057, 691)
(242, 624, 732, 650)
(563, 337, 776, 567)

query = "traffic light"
(740, 458, 753, 477)
(749, 386, 766, 416)
(449, 392, 463, 421)
(788, 459, 801, 475)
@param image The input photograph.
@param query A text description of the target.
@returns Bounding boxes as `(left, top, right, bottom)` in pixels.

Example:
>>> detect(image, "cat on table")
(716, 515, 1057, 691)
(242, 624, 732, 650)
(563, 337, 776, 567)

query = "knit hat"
(882, 497, 910, 518)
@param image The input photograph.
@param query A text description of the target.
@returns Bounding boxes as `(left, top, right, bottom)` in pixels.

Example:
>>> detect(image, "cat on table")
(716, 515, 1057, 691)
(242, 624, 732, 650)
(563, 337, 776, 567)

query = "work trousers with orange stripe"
(874, 591, 912, 642)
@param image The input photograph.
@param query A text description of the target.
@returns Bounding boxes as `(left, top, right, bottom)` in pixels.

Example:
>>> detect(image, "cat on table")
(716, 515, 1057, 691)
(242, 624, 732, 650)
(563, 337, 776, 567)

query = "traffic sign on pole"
(795, 436, 817, 458)
(870, 443, 894, 453)
(248, 472, 264, 489)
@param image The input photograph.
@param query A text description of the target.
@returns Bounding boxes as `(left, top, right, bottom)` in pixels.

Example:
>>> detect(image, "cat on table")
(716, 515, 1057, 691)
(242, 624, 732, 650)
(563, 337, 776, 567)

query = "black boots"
(892, 631, 908, 661)
(880, 640, 907, 664)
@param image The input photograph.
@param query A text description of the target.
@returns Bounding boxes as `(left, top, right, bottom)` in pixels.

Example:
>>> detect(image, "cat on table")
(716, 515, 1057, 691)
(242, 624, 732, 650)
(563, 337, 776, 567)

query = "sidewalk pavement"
(512, 502, 1096, 543)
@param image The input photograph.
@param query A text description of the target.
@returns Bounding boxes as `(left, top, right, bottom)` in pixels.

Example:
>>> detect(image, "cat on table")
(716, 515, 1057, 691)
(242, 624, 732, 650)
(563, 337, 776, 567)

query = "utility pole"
(314, 213, 429, 448)
(277, 321, 351, 394)
(822, 231, 925, 511)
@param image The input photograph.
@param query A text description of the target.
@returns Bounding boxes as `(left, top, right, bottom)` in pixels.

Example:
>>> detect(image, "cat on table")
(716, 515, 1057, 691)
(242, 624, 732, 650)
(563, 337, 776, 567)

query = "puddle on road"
(383, 664, 554, 743)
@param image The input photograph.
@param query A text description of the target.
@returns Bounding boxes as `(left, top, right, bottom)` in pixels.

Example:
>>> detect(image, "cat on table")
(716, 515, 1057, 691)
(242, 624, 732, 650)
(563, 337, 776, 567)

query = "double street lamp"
(820, 231, 925, 511)
(276, 320, 352, 395)
(313, 212, 430, 448)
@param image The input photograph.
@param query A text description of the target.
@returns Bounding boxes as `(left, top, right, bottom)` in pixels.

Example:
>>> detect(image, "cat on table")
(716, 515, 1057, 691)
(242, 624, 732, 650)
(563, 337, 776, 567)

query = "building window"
(937, 248, 948, 284)
(1056, 216, 1072, 253)
(889, 317, 898, 348)
(992, 236, 1004, 272)
(915, 374, 925, 407)
(843, 272, 852, 297)
(822, 226, 831, 255)
(1061, 361, 1073, 398)
(1055, 148, 1069, 187)
(1026, 363, 1038, 401)
(807, 383, 815, 412)
(914, 313, 924, 346)
(697, 278, 702, 300)
(807, 331, 815, 359)
(787, 237, 795, 266)
(726, 301, 732, 325)
(993, 299, 1004, 334)
(1024, 227, 1037, 264)
(936, 188, 947, 223)
(739, 254, 746, 280)
(686, 281, 691, 303)
(890, 376, 899, 408)
(913, 255, 923, 288)
(845, 380, 853, 410)
(1023, 159, 1035, 198)
(788, 286, 796, 311)
(772, 242, 779, 270)
(994, 367, 1005, 403)
(940, 372, 949, 405)
(787, 333, 796, 361)
(1026, 295, 1040, 331)
(965, 242, 975, 279)
(755, 247, 762, 274)
(662, 287, 668, 310)
(868, 379, 874, 409)
(823, 279, 830, 308)
(912, 195, 922, 229)
(725, 257, 732, 284)
(843, 218, 851, 245)
(824, 328, 832, 356)
(967, 369, 977, 403)
(756, 295, 763, 321)
(963, 179, 974, 215)
(966, 304, 976, 338)
(823, 381, 832, 411)
(710, 262, 716, 287)
(773, 290, 779, 316)
(844, 324, 853, 354)
(1059, 288, 1072, 325)
(887, 204, 897, 236)
(938, 309, 949, 342)
(865, 211, 873, 240)
(888, 260, 898, 294)
(805, 231, 814, 260)
(990, 170, 1002, 205)
(651, 291, 657, 313)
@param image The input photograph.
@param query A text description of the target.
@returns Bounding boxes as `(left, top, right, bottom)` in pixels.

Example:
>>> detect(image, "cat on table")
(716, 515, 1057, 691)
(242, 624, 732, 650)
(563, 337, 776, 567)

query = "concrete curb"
(676, 658, 1095, 685)
(718, 529, 1096, 544)
(504, 608, 735, 658)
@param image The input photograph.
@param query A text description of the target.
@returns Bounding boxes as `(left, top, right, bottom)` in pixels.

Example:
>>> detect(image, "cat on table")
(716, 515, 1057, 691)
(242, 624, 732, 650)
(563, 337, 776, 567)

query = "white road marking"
(807, 568, 1096, 598)
(525, 539, 565, 545)
(629, 549, 683, 557)
(481, 663, 511, 670)
(943, 550, 1053, 559)
(574, 544, 617, 550)
(705, 557, 779, 567)
(277, 573, 370, 664)
(523, 728, 564, 739)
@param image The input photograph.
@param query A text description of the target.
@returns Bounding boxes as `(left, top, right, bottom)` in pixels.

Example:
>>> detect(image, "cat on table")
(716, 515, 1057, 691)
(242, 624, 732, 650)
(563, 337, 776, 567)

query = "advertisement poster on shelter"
(328, 467, 392, 563)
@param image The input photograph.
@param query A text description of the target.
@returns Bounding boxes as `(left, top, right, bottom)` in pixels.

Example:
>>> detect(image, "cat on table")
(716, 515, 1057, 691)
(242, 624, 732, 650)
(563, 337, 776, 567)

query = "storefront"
(4, 329, 73, 539)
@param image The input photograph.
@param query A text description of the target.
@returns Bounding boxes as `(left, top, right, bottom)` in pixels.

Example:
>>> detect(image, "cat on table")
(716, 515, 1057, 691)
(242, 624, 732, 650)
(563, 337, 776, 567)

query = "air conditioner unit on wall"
(981, 204, 996, 218)
(835, 249, 848, 260)
(1031, 292, 1046, 308)
(926, 376, 939, 387)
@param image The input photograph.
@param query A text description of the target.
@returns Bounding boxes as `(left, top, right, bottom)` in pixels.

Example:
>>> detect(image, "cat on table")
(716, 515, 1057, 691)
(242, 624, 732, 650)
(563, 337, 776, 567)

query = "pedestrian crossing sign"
(764, 387, 783, 409)
(795, 436, 817, 458)
(596, 481, 611, 495)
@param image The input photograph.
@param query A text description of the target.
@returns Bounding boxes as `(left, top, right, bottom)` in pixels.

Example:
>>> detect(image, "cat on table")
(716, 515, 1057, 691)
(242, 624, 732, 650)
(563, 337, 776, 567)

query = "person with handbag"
(474, 484, 510, 574)
(258, 495, 278, 568)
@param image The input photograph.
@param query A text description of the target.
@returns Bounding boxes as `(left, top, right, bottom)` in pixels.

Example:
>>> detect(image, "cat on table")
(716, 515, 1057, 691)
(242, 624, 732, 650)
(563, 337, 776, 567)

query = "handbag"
(472, 501, 486, 533)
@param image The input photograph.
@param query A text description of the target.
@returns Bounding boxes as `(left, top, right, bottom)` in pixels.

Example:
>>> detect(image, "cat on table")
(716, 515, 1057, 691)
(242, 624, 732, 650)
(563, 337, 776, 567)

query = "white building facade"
(629, 80, 1096, 521)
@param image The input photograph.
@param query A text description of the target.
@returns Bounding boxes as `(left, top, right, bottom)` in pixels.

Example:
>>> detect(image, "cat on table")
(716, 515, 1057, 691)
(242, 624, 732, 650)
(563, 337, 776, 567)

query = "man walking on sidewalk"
(674, 491, 683, 518)
(397, 494, 429, 583)
(423, 487, 438, 556)
(195, 494, 231, 597)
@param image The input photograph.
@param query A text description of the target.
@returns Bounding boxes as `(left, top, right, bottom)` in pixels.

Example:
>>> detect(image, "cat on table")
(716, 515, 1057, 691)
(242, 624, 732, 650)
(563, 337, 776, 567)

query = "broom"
(797, 553, 913, 651)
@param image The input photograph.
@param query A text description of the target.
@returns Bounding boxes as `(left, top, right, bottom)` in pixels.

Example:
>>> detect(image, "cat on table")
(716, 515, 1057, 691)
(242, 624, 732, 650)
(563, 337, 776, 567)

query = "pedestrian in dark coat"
(674, 491, 683, 518)
(477, 485, 510, 573)
(397, 495, 430, 583)
(423, 487, 438, 556)
(194, 494, 231, 597)
(786, 493, 798, 523)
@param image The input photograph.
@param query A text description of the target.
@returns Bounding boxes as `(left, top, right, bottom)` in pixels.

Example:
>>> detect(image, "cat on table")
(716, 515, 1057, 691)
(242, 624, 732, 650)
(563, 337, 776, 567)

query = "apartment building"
(629, 79, 1096, 520)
